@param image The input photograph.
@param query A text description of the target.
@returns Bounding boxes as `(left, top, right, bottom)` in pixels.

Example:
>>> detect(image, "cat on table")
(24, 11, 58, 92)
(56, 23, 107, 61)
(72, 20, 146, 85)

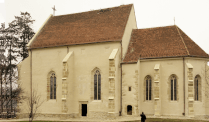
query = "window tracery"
(145, 76, 152, 101)
(194, 75, 201, 101)
(94, 70, 101, 100)
(170, 75, 177, 101)
(50, 73, 56, 99)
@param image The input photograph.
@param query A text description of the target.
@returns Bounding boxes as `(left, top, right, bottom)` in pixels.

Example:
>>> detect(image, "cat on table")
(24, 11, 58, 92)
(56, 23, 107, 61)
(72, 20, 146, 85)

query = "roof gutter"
(27, 14, 53, 49)
(122, 55, 209, 64)
(29, 40, 122, 50)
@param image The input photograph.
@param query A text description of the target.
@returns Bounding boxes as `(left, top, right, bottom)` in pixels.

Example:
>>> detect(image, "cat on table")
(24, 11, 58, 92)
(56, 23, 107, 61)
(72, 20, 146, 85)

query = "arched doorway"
(127, 105, 132, 115)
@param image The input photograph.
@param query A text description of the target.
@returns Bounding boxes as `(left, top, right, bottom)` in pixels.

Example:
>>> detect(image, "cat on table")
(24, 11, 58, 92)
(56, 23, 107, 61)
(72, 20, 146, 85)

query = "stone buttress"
(186, 63, 194, 117)
(154, 64, 161, 116)
(108, 49, 118, 115)
(62, 51, 74, 113)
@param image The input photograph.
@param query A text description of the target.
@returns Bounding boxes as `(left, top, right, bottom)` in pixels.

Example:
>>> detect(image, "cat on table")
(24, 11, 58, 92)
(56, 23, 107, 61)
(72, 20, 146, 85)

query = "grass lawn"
(130, 118, 209, 122)
(18, 119, 209, 122)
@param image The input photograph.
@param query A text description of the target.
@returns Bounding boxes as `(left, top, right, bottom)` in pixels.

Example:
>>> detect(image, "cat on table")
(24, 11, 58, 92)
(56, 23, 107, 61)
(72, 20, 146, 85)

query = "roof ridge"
(175, 25, 190, 55)
(54, 4, 133, 17)
(137, 25, 175, 30)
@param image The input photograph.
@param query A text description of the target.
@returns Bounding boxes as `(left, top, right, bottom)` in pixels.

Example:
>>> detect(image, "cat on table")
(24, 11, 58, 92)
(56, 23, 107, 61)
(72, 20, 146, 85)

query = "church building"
(18, 4, 209, 119)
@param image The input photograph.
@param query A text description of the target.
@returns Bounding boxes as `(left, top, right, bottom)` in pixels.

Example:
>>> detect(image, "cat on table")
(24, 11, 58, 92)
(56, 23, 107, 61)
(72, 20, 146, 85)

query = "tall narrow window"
(94, 70, 101, 100)
(50, 73, 56, 99)
(171, 75, 177, 101)
(145, 76, 152, 100)
(194, 75, 201, 101)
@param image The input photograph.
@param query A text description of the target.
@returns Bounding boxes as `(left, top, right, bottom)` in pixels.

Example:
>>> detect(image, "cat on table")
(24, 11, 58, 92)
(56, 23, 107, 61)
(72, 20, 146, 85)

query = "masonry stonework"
(154, 64, 161, 116)
(108, 59, 116, 113)
(134, 70, 139, 115)
(187, 63, 194, 117)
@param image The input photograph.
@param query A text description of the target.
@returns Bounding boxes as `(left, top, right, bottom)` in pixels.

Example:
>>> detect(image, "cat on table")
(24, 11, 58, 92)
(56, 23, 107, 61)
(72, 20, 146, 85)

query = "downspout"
(183, 57, 185, 116)
(176, 25, 187, 116)
(30, 49, 33, 117)
(120, 42, 123, 116)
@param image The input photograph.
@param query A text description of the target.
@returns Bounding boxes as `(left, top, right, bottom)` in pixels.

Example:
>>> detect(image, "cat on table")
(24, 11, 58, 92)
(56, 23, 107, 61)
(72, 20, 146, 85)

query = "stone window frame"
(194, 75, 202, 102)
(168, 74, 179, 102)
(91, 67, 102, 101)
(144, 75, 153, 102)
(47, 71, 57, 101)
(128, 86, 132, 91)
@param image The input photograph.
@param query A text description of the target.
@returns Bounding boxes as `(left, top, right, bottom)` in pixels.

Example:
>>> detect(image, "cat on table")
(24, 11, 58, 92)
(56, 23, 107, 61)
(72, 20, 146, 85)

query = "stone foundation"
(14, 113, 209, 121)
(16, 113, 79, 119)
(16, 112, 119, 120)
(89, 111, 118, 119)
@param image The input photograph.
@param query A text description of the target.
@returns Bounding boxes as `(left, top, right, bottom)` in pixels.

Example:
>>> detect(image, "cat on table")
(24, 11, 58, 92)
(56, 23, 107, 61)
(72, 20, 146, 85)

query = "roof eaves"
(123, 55, 209, 63)
(29, 40, 122, 50)
(121, 61, 137, 64)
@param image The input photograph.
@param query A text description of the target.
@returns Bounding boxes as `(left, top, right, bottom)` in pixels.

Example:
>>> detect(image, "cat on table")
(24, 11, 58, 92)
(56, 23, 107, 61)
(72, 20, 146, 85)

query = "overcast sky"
(0, 0, 209, 54)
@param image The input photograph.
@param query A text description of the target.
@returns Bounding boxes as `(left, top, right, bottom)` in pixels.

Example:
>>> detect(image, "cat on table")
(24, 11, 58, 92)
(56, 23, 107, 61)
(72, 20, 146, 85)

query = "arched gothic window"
(94, 70, 101, 100)
(194, 75, 201, 101)
(170, 75, 177, 101)
(50, 73, 56, 99)
(145, 76, 152, 100)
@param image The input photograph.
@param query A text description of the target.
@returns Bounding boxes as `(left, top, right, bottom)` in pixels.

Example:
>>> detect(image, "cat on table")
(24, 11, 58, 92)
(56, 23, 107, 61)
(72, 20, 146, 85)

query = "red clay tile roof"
(123, 25, 209, 63)
(30, 4, 133, 49)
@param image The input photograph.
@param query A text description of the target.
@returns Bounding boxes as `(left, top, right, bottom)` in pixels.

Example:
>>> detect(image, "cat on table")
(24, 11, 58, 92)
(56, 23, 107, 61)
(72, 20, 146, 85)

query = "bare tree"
(0, 11, 35, 119)
(0, 58, 21, 118)
(26, 89, 44, 122)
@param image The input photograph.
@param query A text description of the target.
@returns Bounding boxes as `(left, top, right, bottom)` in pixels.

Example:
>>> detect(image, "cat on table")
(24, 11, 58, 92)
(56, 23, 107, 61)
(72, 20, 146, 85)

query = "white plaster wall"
(185, 58, 208, 116)
(122, 63, 138, 116)
(18, 45, 209, 117)
(32, 46, 65, 114)
(18, 41, 121, 116)
(160, 59, 184, 116)
(121, 5, 137, 59)
(17, 57, 31, 113)
(66, 42, 121, 115)
(123, 58, 209, 117)
(140, 59, 184, 116)
(206, 65, 209, 115)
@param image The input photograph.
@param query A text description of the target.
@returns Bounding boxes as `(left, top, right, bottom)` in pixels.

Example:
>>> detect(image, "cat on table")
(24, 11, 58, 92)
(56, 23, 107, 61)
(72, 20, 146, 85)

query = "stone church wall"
(18, 43, 209, 119)
(140, 58, 185, 116)
(185, 58, 208, 116)
(66, 42, 121, 116)
(17, 57, 31, 114)
(112, 48, 122, 114)
(32, 46, 66, 114)
(18, 41, 122, 118)
(122, 63, 139, 116)
(206, 64, 209, 116)
(121, 58, 208, 117)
